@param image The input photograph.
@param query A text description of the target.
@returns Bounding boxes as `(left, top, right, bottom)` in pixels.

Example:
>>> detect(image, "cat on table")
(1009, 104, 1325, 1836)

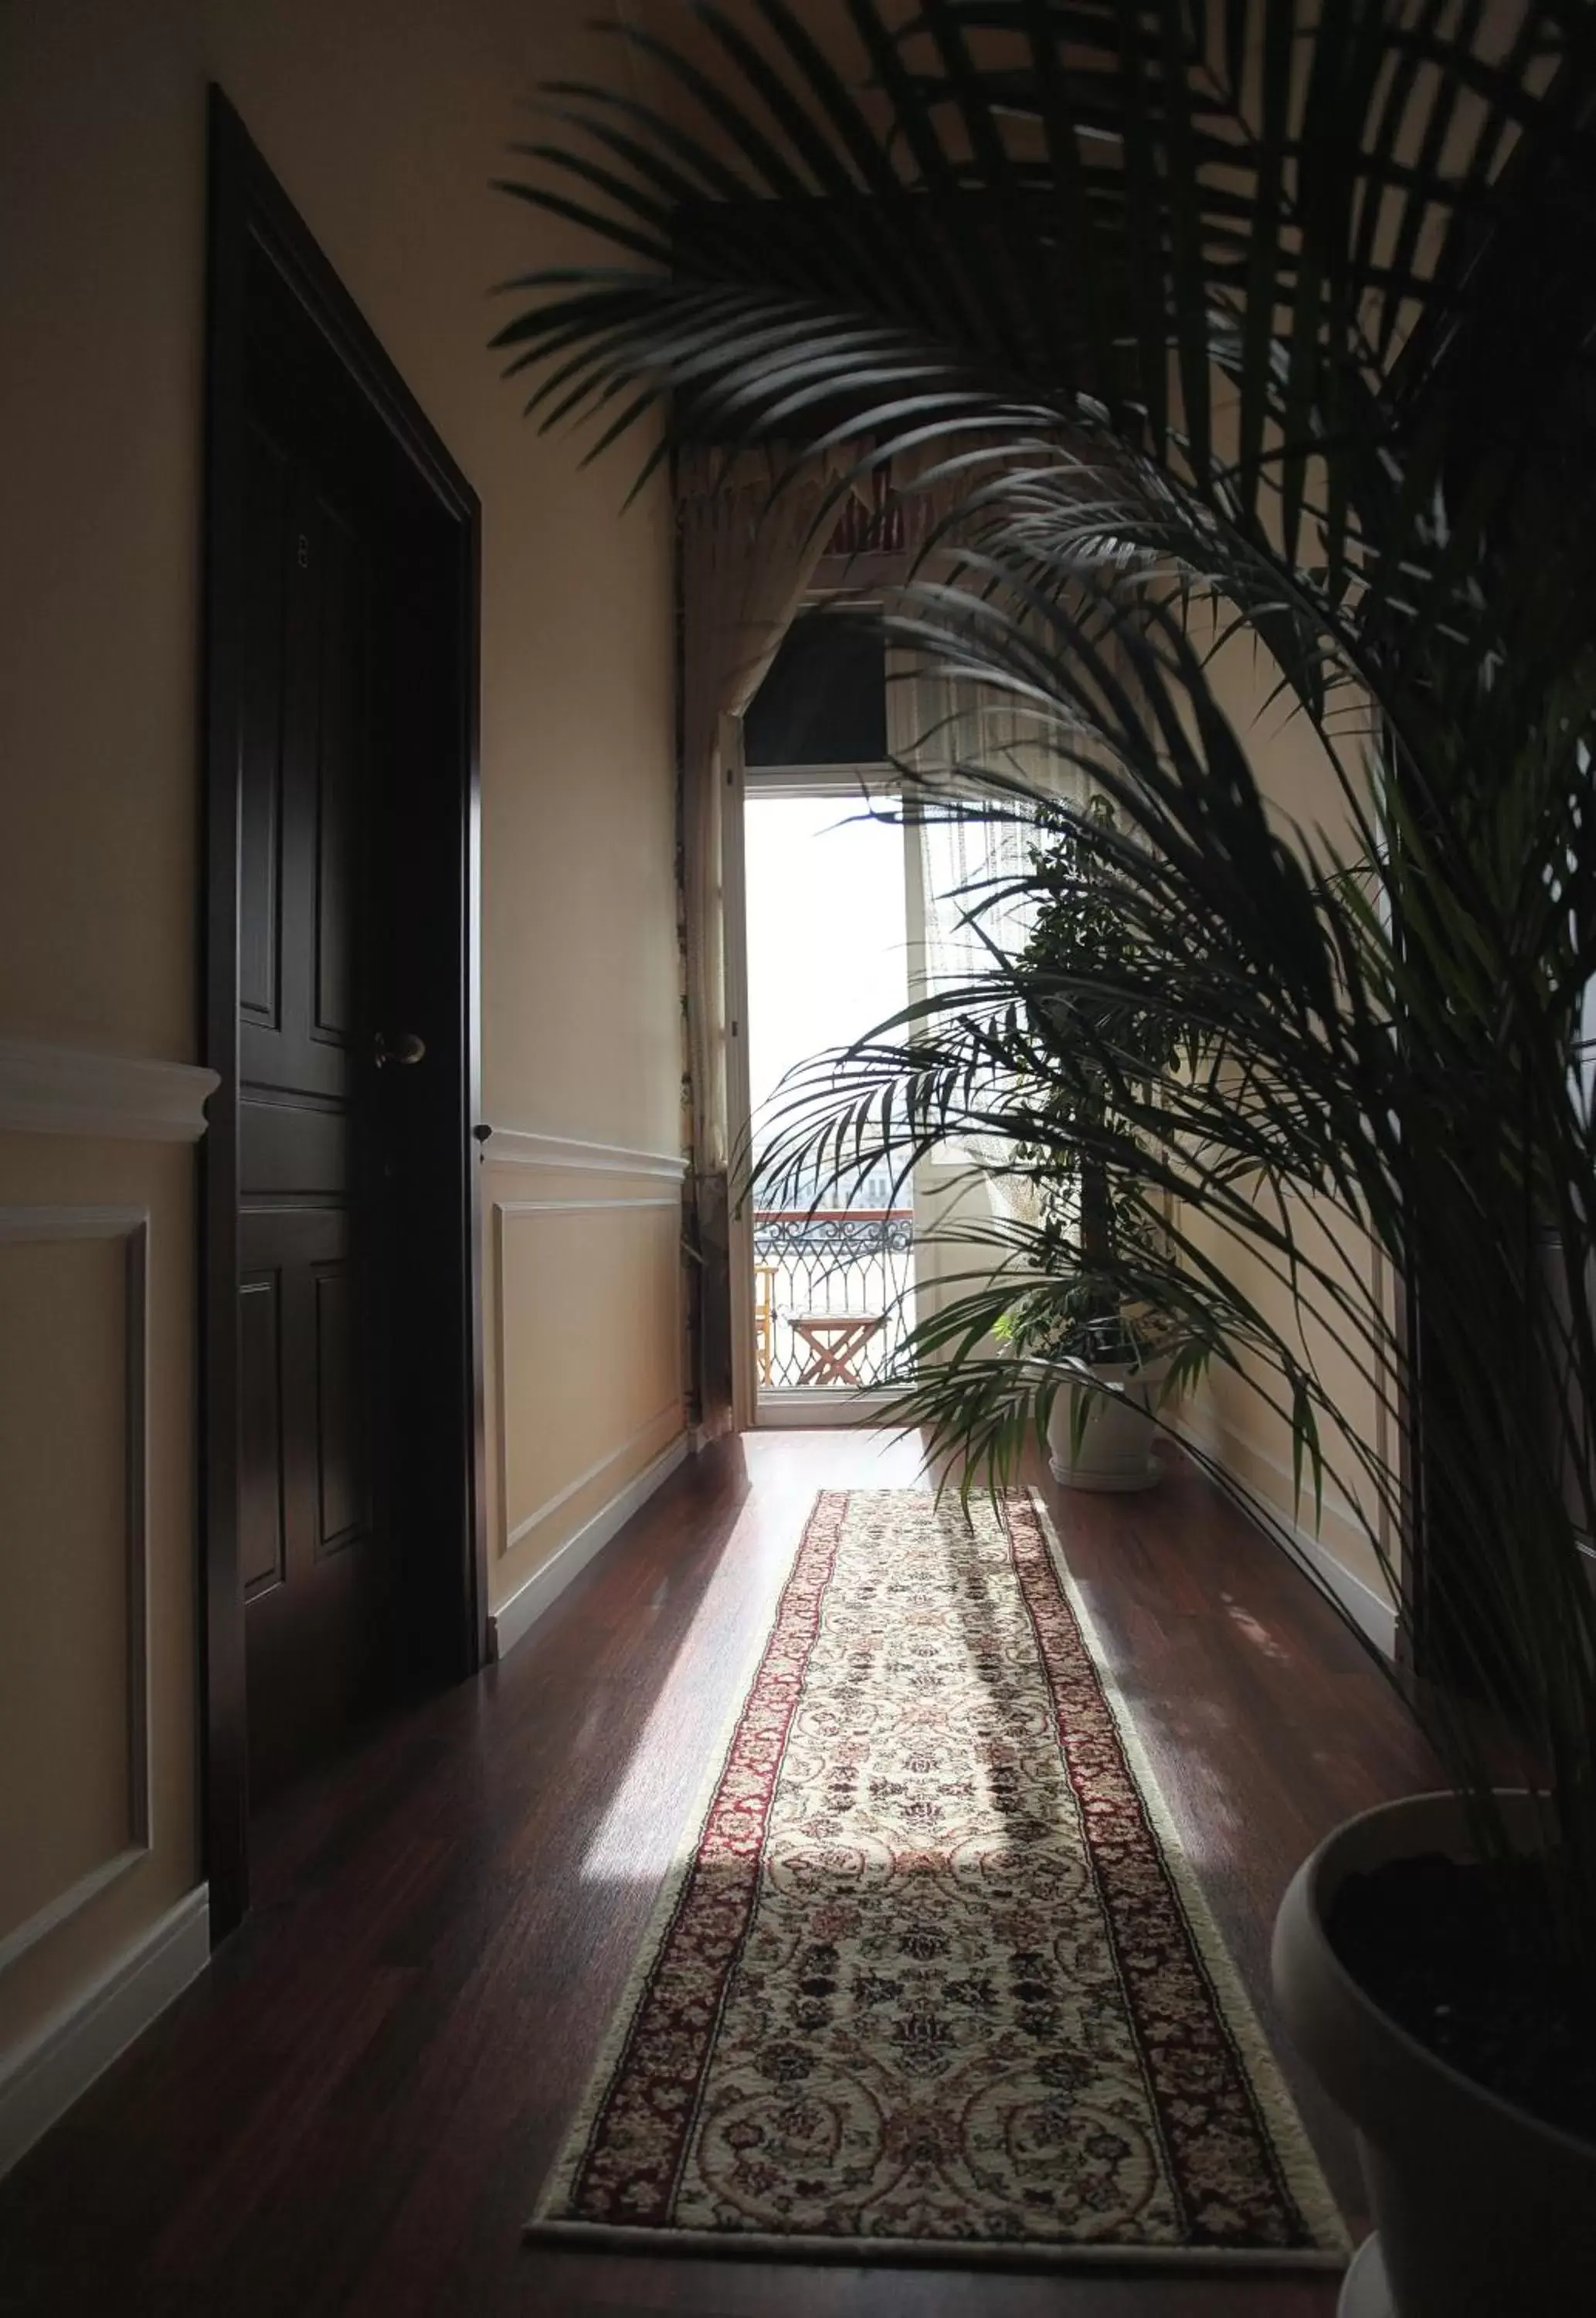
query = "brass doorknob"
(373, 1030, 426, 1069)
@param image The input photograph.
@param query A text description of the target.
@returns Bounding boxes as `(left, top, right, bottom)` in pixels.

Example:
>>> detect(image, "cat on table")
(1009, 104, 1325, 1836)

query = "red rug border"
(535, 1487, 1346, 2265)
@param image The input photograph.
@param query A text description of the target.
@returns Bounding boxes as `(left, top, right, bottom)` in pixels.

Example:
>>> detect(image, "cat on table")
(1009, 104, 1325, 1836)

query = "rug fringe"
(525, 2217, 1348, 2272)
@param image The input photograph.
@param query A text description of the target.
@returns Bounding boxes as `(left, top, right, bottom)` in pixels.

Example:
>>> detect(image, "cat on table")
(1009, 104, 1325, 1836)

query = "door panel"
(239, 450, 357, 1106)
(238, 1269, 286, 1599)
(238, 1093, 349, 1197)
(238, 429, 288, 1032)
(312, 1262, 367, 1551)
(237, 413, 391, 1806)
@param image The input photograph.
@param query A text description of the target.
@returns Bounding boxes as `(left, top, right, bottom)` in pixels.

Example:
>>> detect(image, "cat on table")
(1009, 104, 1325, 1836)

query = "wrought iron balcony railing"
(752, 1208, 915, 1391)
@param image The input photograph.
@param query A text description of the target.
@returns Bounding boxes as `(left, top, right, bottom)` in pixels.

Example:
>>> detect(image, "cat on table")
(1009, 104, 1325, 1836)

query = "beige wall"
(483, 1157, 683, 1609)
(1183, 633, 1396, 1607)
(1186, 1201, 1395, 1601)
(0, 0, 681, 2085)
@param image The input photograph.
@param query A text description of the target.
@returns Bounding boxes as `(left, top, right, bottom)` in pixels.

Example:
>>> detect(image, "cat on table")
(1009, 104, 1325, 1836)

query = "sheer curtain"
(677, 447, 860, 1433)
(891, 654, 1089, 998)
(888, 651, 1095, 1263)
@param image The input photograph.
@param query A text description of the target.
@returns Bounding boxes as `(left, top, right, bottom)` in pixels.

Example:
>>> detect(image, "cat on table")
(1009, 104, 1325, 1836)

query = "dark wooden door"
(204, 95, 484, 1928)
(235, 403, 399, 1804)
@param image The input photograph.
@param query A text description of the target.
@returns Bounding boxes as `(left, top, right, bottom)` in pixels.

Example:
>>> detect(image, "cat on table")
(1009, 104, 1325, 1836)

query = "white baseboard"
(0, 1884, 210, 2180)
(488, 1433, 689, 1661)
(756, 1390, 900, 1430)
(1281, 1507, 1400, 1658)
(1181, 1422, 1399, 1659)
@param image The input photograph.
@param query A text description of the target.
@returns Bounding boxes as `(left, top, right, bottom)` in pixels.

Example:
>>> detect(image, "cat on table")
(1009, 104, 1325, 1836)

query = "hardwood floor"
(0, 1433, 1434, 2316)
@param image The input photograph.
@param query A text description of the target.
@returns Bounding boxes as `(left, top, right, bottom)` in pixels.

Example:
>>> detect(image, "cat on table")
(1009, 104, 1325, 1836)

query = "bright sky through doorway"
(745, 794, 909, 1155)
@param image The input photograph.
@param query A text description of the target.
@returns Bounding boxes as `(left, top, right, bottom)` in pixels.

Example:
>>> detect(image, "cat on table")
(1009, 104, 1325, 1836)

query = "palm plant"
(997, 797, 1193, 1373)
(753, 736, 1387, 1512)
(494, 0, 1596, 2068)
(832, 790, 1222, 1439)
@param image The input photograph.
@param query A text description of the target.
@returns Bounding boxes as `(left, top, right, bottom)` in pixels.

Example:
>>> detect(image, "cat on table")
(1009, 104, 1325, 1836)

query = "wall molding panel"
(0, 1885, 209, 2181)
(0, 1037, 218, 1143)
(478, 1125, 686, 1181)
(488, 1432, 689, 1662)
(486, 1137, 685, 1651)
(489, 1188, 683, 1559)
(0, 1208, 152, 1975)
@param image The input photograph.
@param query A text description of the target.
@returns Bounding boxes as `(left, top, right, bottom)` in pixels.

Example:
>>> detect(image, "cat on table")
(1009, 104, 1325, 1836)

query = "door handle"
(373, 1030, 426, 1069)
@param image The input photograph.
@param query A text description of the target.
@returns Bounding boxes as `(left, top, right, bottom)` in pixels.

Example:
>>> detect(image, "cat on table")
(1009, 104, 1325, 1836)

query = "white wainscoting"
(483, 1127, 688, 1658)
(0, 1037, 217, 1142)
(0, 1885, 209, 2180)
(1181, 1416, 1399, 1657)
(0, 1208, 151, 1974)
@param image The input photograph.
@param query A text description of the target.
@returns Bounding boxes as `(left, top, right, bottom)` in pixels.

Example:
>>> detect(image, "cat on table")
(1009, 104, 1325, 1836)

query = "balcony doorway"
(742, 786, 917, 1424)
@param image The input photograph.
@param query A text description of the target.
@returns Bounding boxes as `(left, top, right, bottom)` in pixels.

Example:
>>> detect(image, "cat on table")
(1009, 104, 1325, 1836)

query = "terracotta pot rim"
(1300, 1786, 1596, 2163)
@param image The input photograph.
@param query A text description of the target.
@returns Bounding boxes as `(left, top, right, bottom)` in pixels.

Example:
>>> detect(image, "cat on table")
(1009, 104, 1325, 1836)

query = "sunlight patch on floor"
(579, 1516, 770, 1882)
(581, 1448, 957, 1885)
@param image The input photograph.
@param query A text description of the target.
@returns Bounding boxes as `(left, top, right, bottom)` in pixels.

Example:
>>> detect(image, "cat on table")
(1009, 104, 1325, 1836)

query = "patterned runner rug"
(528, 1488, 1347, 2272)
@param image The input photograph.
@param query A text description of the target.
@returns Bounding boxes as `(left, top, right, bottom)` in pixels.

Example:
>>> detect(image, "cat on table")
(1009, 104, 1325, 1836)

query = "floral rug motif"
(528, 1489, 1346, 2270)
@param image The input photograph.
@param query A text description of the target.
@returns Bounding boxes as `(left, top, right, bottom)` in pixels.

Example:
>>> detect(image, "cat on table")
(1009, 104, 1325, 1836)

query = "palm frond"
(496, 1, 1596, 1974)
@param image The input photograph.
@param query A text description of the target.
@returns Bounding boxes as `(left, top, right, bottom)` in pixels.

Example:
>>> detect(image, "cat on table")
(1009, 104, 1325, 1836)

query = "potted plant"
(1000, 1292, 1173, 1492)
(495, 5, 1596, 2305)
(991, 800, 1195, 1493)
(1272, 1791, 1596, 2316)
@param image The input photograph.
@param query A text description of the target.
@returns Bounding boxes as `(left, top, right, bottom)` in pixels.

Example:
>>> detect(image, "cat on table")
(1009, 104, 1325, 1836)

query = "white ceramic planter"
(1272, 1790, 1596, 2317)
(1045, 1360, 1166, 1491)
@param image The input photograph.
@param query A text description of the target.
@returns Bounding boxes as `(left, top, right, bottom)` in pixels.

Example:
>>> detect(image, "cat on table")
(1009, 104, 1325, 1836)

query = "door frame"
(200, 89, 485, 1939)
(732, 754, 919, 1429)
